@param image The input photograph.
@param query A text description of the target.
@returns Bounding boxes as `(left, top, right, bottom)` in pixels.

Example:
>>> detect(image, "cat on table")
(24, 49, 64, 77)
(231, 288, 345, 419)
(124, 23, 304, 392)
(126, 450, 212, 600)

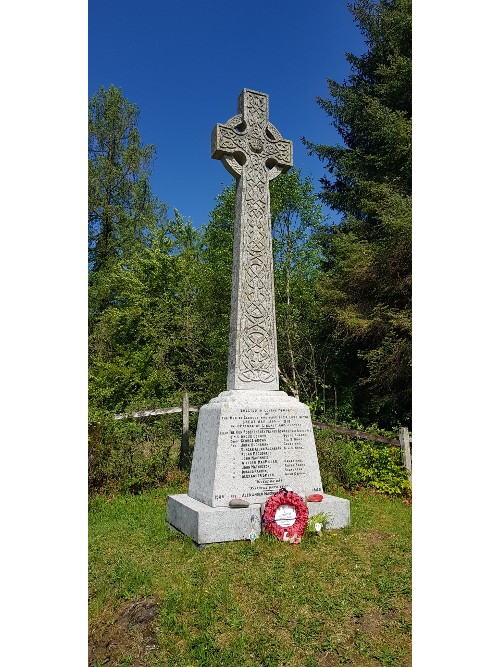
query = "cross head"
(211, 89, 292, 179)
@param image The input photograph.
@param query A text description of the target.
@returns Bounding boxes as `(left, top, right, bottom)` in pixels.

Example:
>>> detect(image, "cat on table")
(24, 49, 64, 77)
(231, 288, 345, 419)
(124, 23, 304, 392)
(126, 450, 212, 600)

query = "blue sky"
(89, 0, 366, 228)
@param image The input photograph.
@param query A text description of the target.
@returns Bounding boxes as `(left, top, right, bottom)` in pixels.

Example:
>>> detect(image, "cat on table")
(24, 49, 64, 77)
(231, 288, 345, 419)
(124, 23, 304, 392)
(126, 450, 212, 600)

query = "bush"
(316, 429, 411, 496)
(88, 409, 193, 495)
(354, 441, 411, 495)
(316, 433, 359, 490)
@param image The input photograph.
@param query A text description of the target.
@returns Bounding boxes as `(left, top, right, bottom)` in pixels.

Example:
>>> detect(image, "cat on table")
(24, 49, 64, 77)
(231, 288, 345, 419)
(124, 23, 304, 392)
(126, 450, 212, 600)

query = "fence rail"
(114, 406, 199, 420)
(114, 395, 412, 478)
(312, 422, 399, 445)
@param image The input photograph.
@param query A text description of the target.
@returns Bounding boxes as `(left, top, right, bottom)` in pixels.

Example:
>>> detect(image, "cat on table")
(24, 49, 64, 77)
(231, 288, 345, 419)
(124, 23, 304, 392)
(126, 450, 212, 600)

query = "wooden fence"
(115, 393, 412, 479)
(114, 393, 200, 469)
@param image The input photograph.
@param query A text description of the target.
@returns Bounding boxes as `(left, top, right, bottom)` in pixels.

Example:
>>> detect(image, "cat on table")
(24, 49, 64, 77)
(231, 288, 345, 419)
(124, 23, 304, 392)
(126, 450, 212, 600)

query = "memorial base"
(167, 493, 350, 546)
(187, 390, 325, 507)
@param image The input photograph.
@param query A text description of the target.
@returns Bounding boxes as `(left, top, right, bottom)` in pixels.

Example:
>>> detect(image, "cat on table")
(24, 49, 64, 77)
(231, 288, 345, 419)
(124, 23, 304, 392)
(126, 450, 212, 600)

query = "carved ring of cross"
(211, 89, 293, 181)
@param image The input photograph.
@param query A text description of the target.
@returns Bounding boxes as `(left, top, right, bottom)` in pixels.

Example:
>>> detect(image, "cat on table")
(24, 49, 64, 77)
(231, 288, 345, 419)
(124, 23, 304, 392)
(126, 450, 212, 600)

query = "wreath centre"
(274, 504, 297, 527)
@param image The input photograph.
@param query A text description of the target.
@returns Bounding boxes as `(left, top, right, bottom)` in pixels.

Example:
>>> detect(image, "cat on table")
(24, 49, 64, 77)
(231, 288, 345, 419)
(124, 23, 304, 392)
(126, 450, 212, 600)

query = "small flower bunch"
(306, 511, 330, 537)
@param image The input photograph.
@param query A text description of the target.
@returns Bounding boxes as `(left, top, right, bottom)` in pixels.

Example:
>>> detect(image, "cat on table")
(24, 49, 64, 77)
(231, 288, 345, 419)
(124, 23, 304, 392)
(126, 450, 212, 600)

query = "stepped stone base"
(167, 493, 350, 546)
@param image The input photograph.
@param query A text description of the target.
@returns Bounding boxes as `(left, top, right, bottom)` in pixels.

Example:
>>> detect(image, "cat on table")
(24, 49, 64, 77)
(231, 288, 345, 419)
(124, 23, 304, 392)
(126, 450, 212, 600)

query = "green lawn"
(89, 487, 411, 667)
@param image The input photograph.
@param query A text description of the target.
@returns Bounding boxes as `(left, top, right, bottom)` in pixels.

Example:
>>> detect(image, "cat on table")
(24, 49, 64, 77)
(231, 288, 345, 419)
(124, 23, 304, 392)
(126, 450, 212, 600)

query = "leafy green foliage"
(304, 0, 412, 427)
(88, 409, 191, 494)
(88, 88, 222, 490)
(89, 87, 217, 422)
(317, 433, 360, 490)
(355, 441, 411, 495)
(88, 212, 212, 413)
(88, 85, 166, 324)
(316, 429, 410, 496)
(195, 186, 235, 394)
(271, 170, 328, 403)
(305, 511, 330, 535)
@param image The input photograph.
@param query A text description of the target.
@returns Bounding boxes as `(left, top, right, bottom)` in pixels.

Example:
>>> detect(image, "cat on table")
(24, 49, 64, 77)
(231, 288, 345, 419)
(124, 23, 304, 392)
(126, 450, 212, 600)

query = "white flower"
(315, 522, 322, 533)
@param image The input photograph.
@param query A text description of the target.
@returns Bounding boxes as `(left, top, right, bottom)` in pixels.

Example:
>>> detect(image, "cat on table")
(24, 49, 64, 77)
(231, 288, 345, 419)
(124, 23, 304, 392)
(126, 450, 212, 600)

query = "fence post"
(399, 426, 412, 483)
(180, 392, 190, 470)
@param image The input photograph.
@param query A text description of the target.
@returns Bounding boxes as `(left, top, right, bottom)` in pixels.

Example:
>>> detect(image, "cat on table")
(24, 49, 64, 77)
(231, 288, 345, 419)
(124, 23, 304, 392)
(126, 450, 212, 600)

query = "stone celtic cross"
(211, 89, 293, 390)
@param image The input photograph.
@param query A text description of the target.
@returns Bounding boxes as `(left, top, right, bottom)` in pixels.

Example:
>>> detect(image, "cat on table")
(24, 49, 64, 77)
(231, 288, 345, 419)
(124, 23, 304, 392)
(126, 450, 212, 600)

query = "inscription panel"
(212, 405, 323, 505)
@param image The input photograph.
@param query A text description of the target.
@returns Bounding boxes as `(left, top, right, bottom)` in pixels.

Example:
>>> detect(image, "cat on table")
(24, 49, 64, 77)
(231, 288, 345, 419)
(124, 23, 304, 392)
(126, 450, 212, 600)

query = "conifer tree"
(304, 0, 412, 426)
(88, 85, 163, 327)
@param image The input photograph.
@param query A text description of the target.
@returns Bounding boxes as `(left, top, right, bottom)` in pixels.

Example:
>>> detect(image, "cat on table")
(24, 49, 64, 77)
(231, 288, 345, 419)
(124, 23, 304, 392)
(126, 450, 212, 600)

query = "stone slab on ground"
(167, 494, 261, 545)
(307, 495, 350, 530)
(167, 493, 349, 546)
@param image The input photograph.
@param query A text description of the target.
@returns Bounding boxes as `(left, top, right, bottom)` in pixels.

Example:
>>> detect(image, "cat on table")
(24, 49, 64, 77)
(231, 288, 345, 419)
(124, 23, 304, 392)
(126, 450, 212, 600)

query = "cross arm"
(263, 137, 293, 170)
(211, 123, 246, 160)
(211, 119, 248, 177)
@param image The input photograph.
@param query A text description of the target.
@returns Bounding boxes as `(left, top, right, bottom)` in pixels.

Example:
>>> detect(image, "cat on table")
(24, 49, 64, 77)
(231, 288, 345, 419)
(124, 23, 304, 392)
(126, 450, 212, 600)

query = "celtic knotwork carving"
(211, 89, 293, 389)
(237, 154, 275, 383)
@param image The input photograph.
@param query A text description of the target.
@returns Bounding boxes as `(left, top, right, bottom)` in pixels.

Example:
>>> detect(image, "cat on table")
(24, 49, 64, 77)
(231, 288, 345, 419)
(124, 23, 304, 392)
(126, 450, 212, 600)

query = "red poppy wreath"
(262, 489, 309, 541)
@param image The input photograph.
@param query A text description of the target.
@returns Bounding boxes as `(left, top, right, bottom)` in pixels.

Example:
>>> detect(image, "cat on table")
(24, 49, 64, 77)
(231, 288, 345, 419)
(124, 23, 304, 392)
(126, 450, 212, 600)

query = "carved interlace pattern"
(212, 90, 293, 387)
(238, 154, 275, 383)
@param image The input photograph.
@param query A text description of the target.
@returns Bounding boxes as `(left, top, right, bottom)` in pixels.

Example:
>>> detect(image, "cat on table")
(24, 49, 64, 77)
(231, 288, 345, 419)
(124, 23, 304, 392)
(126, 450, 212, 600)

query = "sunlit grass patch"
(89, 488, 411, 667)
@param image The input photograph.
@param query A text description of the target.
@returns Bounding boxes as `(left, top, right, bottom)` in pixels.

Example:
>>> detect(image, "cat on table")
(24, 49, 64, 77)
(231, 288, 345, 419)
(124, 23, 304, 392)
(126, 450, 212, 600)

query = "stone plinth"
(188, 390, 323, 507)
(167, 388, 350, 545)
(167, 493, 350, 546)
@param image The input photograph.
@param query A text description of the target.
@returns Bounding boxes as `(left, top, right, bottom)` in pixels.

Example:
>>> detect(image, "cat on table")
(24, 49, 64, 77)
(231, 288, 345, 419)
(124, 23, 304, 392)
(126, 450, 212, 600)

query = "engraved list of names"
(217, 406, 323, 503)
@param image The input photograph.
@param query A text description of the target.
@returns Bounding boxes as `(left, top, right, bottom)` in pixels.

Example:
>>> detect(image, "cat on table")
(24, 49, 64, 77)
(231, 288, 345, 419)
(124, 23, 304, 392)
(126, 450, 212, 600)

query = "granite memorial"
(167, 89, 350, 545)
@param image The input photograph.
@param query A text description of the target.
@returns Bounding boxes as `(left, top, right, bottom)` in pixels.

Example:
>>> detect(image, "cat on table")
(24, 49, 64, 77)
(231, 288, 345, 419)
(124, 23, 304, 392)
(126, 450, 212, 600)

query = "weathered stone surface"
(212, 89, 292, 392)
(187, 390, 323, 507)
(307, 496, 350, 530)
(167, 494, 262, 545)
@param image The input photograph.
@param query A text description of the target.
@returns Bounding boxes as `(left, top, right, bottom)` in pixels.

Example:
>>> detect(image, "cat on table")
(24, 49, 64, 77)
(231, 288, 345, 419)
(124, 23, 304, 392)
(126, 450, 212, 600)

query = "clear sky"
(89, 0, 366, 228)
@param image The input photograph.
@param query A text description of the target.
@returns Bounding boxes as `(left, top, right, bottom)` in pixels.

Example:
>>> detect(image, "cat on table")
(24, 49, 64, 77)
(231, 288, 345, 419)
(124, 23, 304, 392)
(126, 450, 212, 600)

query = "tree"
(88, 210, 211, 414)
(88, 85, 163, 327)
(89, 87, 210, 415)
(303, 0, 412, 427)
(197, 186, 234, 395)
(271, 169, 326, 404)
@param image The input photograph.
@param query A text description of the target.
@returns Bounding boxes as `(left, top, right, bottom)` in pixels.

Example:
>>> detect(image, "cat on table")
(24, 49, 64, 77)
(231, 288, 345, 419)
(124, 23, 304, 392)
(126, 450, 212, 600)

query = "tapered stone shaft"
(211, 89, 293, 390)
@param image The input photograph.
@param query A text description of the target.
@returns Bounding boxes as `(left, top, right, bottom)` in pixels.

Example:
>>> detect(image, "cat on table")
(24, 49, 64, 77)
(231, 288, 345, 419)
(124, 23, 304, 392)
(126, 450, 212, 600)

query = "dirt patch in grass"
(354, 610, 398, 634)
(318, 652, 342, 667)
(357, 529, 392, 546)
(89, 597, 160, 667)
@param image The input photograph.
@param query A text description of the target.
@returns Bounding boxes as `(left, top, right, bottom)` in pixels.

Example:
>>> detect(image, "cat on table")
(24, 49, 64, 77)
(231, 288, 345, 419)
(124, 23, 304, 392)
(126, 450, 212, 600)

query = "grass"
(89, 483, 411, 667)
